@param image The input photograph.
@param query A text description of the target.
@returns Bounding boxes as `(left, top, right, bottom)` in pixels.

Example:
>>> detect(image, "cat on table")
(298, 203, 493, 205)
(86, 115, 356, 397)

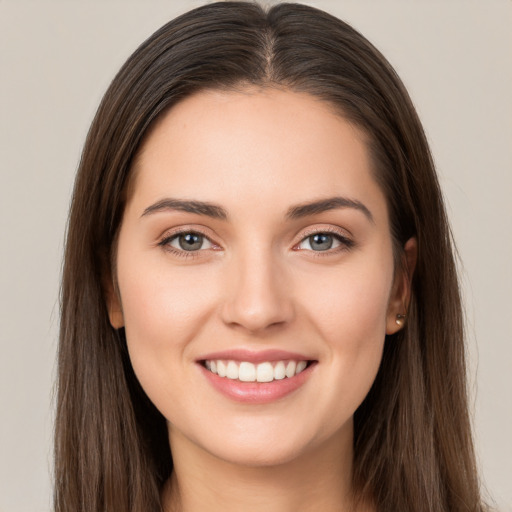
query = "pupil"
(179, 233, 202, 251)
(310, 233, 332, 251)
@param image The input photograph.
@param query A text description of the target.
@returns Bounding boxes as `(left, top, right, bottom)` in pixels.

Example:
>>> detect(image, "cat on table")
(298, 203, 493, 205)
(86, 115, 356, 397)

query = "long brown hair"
(55, 2, 486, 511)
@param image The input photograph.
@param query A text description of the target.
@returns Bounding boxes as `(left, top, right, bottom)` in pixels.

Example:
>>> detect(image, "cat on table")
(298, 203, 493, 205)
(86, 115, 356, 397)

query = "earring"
(395, 313, 406, 327)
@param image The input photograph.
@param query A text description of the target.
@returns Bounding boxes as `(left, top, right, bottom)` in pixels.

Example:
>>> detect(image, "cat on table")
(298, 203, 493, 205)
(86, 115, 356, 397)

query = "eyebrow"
(285, 196, 374, 223)
(141, 198, 228, 220)
(141, 196, 373, 223)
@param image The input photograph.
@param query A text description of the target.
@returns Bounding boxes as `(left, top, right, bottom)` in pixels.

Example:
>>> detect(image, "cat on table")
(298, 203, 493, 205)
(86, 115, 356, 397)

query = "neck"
(162, 422, 370, 512)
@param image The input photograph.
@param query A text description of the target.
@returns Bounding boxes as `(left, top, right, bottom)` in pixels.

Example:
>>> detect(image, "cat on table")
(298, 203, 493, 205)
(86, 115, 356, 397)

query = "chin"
(207, 440, 311, 468)
(189, 418, 342, 469)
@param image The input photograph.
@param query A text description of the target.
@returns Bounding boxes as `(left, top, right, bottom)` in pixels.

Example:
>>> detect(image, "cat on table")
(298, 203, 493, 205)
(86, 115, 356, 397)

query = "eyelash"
(158, 227, 354, 259)
(158, 228, 216, 259)
(295, 227, 355, 257)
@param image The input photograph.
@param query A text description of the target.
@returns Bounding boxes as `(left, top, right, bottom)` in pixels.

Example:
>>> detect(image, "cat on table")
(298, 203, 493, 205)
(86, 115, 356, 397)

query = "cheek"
(296, 250, 393, 420)
(119, 256, 216, 345)
(300, 252, 393, 347)
(115, 253, 220, 410)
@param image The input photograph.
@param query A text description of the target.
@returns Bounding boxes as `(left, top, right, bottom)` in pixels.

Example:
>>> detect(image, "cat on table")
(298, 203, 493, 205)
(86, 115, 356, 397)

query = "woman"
(55, 2, 488, 511)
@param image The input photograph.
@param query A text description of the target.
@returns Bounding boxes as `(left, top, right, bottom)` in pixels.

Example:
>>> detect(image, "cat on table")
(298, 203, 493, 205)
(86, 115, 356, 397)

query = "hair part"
(56, 2, 486, 511)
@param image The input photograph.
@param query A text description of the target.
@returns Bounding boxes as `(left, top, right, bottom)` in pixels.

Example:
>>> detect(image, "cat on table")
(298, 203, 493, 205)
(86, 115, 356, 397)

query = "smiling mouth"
(201, 359, 315, 383)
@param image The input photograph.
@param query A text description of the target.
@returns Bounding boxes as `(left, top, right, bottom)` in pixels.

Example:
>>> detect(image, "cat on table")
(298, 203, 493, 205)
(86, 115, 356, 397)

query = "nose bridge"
(221, 241, 294, 333)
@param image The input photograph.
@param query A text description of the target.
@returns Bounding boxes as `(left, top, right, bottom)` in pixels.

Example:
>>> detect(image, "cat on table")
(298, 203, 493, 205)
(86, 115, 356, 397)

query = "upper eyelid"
(293, 224, 355, 253)
(158, 229, 218, 258)
(296, 225, 352, 242)
(159, 226, 216, 242)
(158, 224, 353, 249)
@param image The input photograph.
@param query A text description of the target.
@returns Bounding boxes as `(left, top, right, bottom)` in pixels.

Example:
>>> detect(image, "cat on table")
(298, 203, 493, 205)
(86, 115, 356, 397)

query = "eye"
(164, 231, 214, 252)
(296, 231, 353, 252)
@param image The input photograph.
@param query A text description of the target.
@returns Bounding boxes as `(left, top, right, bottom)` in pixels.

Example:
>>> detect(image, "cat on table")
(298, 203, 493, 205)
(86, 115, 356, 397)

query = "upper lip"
(197, 349, 314, 364)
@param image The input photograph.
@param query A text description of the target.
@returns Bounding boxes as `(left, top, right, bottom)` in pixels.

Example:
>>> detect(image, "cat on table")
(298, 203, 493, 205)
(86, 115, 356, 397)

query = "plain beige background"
(0, 1, 511, 511)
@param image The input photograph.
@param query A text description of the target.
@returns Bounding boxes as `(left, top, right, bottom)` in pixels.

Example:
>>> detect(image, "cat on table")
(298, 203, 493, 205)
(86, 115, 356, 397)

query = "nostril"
(219, 273, 295, 332)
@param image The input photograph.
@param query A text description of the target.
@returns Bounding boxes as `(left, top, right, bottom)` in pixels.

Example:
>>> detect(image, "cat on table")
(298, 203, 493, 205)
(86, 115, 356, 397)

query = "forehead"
(127, 87, 387, 224)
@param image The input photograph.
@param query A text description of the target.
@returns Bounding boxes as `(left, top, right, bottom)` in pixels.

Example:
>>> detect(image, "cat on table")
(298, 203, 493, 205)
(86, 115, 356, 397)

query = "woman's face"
(109, 88, 410, 466)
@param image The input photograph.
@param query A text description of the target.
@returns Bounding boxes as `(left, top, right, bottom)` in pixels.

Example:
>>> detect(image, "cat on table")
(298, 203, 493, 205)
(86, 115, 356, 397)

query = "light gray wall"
(1, 1, 510, 510)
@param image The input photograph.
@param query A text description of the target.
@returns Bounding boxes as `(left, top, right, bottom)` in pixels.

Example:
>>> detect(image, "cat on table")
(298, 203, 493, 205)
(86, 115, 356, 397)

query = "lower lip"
(199, 362, 316, 404)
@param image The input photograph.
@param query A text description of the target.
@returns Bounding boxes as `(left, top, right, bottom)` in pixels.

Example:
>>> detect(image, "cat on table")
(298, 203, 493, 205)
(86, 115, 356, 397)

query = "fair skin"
(108, 87, 416, 512)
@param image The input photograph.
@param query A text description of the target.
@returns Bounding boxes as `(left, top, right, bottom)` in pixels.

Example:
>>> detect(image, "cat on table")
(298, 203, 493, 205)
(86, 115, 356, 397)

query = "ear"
(104, 274, 124, 329)
(386, 237, 417, 335)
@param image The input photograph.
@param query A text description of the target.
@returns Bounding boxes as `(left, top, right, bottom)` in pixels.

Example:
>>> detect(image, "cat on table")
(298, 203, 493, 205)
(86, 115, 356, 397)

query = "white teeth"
(217, 360, 227, 377)
(204, 359, 310, 382)
(226, 361, 239, 379)
(239, 362, 256, 382)
(296, 360, 307, 374)
(274, 361, 286, 380)
(285, 361, 296, 378)
(256, 362, 274, 383)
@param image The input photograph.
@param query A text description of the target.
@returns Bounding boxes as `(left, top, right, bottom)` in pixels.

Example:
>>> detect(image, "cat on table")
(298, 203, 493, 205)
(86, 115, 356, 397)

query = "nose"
(220, 249, 295, 334)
